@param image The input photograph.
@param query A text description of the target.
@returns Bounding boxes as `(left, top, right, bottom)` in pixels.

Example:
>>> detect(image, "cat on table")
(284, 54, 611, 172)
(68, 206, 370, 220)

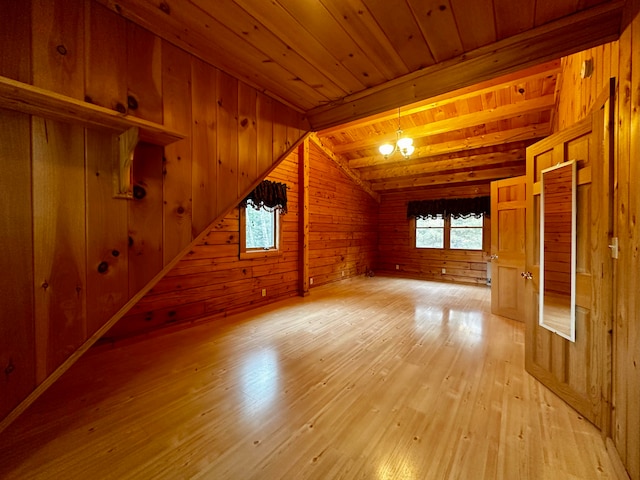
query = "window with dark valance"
(407, 196, 490, 219)
(240, 179, 288, 214)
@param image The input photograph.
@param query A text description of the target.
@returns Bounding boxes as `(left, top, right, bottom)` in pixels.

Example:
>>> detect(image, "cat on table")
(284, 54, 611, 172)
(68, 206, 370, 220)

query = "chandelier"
(378, 108, 415, 159)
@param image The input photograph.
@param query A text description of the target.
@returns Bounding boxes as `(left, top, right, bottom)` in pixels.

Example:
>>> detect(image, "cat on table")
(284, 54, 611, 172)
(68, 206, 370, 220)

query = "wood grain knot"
(5, 359, 15, 375)
(115, 102, 127, 114)
(98, 262, 109, 274)
(177, 206, 185, 215)
(112, 250, 120, 257)
(159, 2, 170, 14)
(127, 95, 139, 110)
(133, 185, 146, 199)
(56, 45, 67, 56)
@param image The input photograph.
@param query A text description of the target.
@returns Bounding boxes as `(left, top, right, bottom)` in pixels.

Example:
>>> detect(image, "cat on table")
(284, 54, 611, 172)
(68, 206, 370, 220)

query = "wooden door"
(490, 176, 526, 321)
(524, 89, 613, 428)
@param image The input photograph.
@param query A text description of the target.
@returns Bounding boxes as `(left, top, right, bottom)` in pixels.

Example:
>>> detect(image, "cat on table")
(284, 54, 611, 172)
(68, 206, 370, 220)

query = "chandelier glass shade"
(378, 108, 415, 159)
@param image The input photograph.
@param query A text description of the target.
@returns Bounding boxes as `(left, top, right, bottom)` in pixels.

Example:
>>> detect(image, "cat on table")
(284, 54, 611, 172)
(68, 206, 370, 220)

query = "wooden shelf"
(0, 75, 184, 146)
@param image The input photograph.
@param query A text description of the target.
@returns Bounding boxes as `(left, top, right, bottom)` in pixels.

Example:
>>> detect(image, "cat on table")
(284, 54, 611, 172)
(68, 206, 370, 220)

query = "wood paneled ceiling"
(100, 0, 624, 195)
(313, 60, 558, 196)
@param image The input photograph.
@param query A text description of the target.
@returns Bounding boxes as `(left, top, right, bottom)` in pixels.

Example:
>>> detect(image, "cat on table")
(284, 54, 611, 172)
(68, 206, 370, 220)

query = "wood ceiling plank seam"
(381, 180, 490, 196)
(493, 0, 536, 38)
(449, 0, 497, 50)
(368, 159, 526, 185)
(360, 0, 437, 71)
(358, 143, 528, 172)
(187, 0, 348, 101)
(331, 95, 555, 154)
(95, 0, 320, 111)
(359, 150, 526, 181)
(230, 0, 366, 95)
(577, 0, 611, 8)
(173, 0, 336, 106)
(347, 124, 550, 168)
(369, 164, 526, 190)
(316, 60, 560, 136)
(275, 0, 389, 86)
(534, 0, 581, 27)
(319, 0, 411, 77)
(307, 1, 623, 129)
(406, 0, 465, 62)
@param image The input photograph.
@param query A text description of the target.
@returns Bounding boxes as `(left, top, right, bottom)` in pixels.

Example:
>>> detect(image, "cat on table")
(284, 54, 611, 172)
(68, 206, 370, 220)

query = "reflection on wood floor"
(0, 277, 614, 479)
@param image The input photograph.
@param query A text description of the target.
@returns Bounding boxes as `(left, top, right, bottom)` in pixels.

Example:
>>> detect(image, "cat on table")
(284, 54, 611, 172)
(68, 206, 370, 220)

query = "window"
(415, 214, 484, 250)
(416, 215, 444, 248)
(240, 200, 280, 257)
(450, 216, 483, 250)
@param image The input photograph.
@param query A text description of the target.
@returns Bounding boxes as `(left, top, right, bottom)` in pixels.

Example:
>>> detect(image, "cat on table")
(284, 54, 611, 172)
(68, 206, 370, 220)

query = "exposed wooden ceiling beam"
(359, 149, 525, 181)
(348, 124, 550, 168)
(307, 1, 623, 130)
(316, 60, 561, 136)
(331, 95, 554, 154)
(308, 133, 380, 202)
(370, 164, 526, 191)
(380, 182, 491, 199)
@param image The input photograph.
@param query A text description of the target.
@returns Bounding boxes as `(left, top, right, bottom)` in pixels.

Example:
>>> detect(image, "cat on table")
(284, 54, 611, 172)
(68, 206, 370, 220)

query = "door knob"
(520, 271, 533, 280)
(490, 254, 498, 260)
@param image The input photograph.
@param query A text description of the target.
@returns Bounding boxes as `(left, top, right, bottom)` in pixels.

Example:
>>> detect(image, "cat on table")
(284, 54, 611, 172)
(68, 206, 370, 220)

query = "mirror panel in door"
(539, 160, 576, 341)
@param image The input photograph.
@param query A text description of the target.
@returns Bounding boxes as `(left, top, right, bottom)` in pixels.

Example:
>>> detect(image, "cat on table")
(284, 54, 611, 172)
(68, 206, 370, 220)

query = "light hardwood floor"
(0, 276, 615, 479)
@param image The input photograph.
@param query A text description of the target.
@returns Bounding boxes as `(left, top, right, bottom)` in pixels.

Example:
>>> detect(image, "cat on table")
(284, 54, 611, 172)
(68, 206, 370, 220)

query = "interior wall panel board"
(0, 111, 36, 421)
(162, 40, 194, 266)
(126, 21, 163, 124)
(85, 130, 129, 336)
(85, 1, 127, 112)
(128, 143, 164, 296)
(216, 70, 239, 218)
(32, 119, 87, 382)
(32, 0, 85, 99)
(191, 58, 218, 235)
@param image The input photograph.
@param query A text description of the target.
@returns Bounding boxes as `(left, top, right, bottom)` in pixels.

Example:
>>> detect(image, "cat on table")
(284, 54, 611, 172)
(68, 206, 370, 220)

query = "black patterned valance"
(407, 196, 490, 219)
(240, 179, 288, 214)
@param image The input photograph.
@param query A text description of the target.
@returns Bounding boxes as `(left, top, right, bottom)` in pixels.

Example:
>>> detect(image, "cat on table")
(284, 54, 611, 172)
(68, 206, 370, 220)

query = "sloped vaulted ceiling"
(99, 0, 624, 193)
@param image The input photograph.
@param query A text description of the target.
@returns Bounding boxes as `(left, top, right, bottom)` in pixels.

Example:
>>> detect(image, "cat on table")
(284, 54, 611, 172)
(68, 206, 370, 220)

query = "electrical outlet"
(261, 288, 266, 297)
(396, 264, 399, 270)
(442, 268, 446, 274)
(310, 278, 314, 285)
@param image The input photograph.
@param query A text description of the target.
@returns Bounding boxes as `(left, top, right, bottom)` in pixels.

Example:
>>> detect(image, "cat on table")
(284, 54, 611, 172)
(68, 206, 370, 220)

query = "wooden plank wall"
(0, 0, 307, 424)
(308, 143, 379, 287)
(554, 20, 639, 480)
(105, 140, 381, 342)
(105, 151, 300, 341)
(377, 186, 491, 285)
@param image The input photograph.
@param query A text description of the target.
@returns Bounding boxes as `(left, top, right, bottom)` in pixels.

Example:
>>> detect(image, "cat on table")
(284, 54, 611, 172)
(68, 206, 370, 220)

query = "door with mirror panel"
(524, 89, 613, 428)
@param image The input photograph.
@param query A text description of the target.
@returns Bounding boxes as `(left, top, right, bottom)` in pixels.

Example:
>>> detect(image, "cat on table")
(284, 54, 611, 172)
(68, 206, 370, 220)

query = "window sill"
(240, 249, 280, 260)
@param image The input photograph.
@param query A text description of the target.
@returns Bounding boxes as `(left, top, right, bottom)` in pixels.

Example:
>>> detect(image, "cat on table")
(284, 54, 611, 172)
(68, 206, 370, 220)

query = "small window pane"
(451, 215, 483, 227)
(450, 227, 483, 250)
(245, 203, 276, 249)
(417, 216, 444, 227)
(416, 226, 444, 248)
